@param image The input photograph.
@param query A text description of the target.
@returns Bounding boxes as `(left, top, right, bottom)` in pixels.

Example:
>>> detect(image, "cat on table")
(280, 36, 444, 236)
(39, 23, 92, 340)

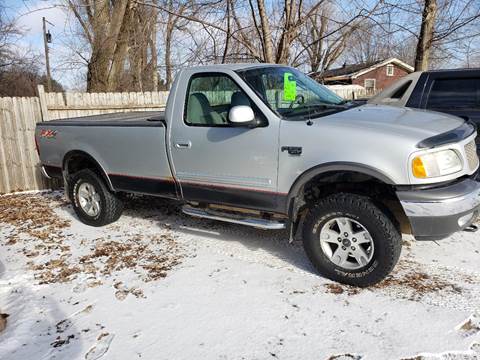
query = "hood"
(321, 104, 465, 143)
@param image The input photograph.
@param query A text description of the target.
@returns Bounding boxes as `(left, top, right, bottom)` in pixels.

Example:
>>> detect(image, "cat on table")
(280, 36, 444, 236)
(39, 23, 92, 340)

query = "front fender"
(285, 162, 395, 215)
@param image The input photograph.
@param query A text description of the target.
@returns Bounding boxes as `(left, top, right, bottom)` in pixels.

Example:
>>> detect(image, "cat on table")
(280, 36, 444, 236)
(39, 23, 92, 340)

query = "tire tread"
(69, 169, 123, 226)
(302, 193, 402, 287)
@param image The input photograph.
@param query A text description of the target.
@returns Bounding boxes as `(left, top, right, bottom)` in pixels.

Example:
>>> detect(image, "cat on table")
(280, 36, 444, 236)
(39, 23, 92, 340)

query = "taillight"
(35, 135, 40, 156)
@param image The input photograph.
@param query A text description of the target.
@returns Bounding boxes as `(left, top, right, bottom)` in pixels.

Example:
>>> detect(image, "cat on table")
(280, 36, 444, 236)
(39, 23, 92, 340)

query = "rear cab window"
(426, 78, 480, 111)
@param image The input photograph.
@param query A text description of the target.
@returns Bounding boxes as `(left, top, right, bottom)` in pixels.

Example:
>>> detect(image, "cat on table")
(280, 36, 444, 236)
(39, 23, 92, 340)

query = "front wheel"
(302, 193, 402, 287)
(69, 169, 124, 226)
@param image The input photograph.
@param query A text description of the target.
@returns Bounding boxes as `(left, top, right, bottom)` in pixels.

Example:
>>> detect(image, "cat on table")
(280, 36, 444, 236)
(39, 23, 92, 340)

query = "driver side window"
(184, 73, 267, 127)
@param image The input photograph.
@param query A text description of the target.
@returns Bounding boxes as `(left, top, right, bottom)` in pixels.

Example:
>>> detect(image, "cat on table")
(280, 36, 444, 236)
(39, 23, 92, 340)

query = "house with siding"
(311, 58, 414, 93)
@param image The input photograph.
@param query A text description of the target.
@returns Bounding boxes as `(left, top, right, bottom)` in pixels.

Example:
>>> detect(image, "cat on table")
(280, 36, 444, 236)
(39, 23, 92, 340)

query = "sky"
(4, 0, 79, 89)
(3, 0, 479, 91)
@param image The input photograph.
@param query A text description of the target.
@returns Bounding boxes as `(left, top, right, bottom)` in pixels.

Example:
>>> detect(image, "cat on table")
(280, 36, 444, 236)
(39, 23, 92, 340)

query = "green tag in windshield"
(283, 72, 296, 101)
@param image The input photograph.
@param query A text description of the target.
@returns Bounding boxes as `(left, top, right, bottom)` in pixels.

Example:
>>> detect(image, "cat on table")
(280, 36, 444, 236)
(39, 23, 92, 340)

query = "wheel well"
(63, 151, 112, 190)
(290, 170, 411, 235)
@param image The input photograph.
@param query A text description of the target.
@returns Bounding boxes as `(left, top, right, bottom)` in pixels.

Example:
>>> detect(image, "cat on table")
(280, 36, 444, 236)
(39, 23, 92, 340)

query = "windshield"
(236, 66, 346, 120)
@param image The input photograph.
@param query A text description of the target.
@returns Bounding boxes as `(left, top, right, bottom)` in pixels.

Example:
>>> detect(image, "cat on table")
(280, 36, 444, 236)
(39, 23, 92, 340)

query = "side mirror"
(228, 105, 255, 126)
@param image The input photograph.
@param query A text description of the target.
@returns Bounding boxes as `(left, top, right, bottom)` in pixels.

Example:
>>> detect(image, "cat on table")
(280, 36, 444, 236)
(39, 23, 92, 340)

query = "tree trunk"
(164, 10, 175, 89)
(414, 0, 437, 71)
(275, 0, 297, 64)
(150, 7, 158, 91)
(129, 13, 144, 92)
(256, 0, 274, 63)
(108, 2, 134, 90)
(86, 0, 129, 92)
(222, 0, 231, 63)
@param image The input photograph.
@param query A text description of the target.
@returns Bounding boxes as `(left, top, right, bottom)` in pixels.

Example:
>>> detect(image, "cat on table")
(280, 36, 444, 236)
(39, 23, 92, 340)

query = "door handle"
(175, 141, 192, 149)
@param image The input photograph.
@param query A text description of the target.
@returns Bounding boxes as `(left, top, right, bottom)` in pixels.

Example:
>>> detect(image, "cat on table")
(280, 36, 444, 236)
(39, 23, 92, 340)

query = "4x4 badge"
(40, 129, 57, 139)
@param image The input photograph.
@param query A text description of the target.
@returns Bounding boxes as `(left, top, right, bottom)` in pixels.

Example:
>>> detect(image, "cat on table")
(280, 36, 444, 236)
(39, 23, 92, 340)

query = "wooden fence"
(0, 84, 371, 193)
(37, 85, 169, 121)
(0, 96, 53, 193)
(0, 87, 169, 193)
(327, 87, 378, 100)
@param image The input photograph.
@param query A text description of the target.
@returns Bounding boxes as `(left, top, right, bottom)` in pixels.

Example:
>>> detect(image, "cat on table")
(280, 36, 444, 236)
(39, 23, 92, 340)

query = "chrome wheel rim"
(319, 217, 374, 270)
(77, 182, 101, 217)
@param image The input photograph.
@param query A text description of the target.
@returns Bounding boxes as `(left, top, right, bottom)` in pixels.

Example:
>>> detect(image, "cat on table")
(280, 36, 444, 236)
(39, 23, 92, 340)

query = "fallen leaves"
(28, 230, 183, 289)
(1, 192, 186, 300)
(324, 283, 360, 296)
(456, 313, 480, 336)
(78, 233, 183, 282)
(325, 283, 344, 295)
(30, 258, 81, 284)
(51, 334, 75, 348)
(0, 192, 70, 242)
(114, 282, 145, 300)
(373, 260, 462, 300)
(0, 313, 9, 333)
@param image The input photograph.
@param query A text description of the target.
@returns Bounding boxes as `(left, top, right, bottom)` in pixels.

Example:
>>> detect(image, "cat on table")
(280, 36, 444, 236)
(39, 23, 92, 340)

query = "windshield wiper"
(283, 103, 347, 116)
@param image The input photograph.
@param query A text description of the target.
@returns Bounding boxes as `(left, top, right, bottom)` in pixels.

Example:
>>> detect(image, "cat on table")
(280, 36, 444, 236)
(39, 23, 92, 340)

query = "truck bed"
(37, 111, 165, 127)
(36, 110, 176, 198)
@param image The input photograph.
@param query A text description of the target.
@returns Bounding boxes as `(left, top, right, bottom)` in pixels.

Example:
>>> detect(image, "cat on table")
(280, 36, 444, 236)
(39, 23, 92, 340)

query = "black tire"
(302, 193, 402, 287)
(69, 169, 123, 227)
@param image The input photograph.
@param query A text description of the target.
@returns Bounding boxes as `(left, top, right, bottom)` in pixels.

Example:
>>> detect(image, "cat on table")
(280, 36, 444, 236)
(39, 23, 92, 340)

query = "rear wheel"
(302, 193, 402, 287)
(69, 169, 123, 226)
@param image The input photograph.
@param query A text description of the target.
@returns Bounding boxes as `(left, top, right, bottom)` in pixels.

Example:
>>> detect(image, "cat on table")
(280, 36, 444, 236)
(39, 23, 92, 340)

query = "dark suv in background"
(369, 68, 480, 127)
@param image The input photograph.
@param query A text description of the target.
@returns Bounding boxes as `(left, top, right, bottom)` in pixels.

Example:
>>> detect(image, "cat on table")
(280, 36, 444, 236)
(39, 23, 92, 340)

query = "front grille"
(465, 140, 479, 170)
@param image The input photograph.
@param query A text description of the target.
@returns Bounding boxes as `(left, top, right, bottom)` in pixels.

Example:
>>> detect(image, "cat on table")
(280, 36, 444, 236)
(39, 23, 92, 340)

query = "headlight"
(412, 149, 462, 178)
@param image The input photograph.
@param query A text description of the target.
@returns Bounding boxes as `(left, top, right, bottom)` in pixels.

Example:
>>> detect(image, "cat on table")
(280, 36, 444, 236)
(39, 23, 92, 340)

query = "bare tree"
(67, 0, 129, 91)
(67, 0, 158, 92)
(295, 4, 360, 73)
(0, 4, 63, 96)
(36, 0, 480, 92)
(383, 0, 480, 70)
(160, 0, 189, 88)
(415, 0, 437, 71)
(344, 20, 416, 66)
(0, 6, 23, 68)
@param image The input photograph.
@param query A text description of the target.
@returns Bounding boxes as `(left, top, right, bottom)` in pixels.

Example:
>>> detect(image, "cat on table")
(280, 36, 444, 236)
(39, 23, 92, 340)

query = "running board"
(182, 205, 286, 230)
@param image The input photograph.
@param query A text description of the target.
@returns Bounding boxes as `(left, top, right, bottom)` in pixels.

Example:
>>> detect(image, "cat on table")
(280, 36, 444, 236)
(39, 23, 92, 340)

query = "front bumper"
(397, 178, 480, 240)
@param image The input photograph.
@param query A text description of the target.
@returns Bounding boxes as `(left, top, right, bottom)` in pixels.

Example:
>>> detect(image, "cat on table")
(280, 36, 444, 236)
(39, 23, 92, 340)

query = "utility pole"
(42, 17, 53, 92)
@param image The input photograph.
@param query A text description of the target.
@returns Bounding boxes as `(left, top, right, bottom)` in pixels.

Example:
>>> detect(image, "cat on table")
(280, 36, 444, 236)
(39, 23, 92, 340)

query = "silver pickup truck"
(36, 64, 480, 287)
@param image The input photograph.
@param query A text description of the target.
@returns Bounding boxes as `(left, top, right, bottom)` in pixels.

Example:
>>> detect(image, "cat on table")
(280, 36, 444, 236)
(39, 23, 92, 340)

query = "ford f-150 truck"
(35, 64, 480, 287)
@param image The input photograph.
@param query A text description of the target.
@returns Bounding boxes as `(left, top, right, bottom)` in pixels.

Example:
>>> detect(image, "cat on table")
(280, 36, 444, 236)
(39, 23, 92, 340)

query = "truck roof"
(424, 67, 480, 74)
(37, 111, 165, 127)
(183, 63, 287, 72)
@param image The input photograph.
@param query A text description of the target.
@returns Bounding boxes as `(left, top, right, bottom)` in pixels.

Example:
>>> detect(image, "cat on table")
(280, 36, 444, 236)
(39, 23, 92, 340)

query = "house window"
(364, 79, 376, 92)
(386, 64, 394, 76)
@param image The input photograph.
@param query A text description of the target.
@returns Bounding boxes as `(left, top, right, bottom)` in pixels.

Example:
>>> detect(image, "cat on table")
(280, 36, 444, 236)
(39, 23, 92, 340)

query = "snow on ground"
(0, 191, 479, 360)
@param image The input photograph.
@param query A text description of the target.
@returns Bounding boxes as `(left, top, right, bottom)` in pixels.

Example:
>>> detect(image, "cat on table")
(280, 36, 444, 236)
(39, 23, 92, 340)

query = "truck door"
(169, 72, 280, 212)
